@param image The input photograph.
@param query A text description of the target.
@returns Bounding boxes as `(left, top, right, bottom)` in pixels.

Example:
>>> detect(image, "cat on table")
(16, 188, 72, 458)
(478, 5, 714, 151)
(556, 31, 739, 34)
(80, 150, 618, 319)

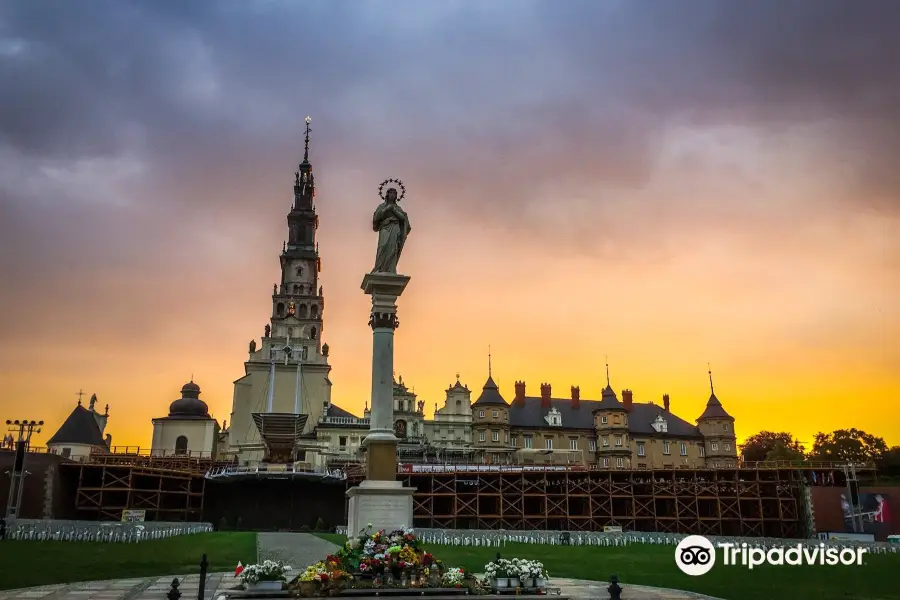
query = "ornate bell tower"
(271, 115, 325, 356)
(228, 116, 333, 464)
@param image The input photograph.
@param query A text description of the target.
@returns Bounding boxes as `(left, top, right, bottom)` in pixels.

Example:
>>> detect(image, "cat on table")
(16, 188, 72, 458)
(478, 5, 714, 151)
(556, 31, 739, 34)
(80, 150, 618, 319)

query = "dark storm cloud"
(1, 0, 898, 313)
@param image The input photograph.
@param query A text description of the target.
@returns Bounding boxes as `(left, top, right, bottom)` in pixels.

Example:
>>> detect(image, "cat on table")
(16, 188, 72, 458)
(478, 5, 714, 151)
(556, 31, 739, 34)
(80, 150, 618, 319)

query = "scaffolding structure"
(70, 453, 230, 521)
(396, 462, 873, 537)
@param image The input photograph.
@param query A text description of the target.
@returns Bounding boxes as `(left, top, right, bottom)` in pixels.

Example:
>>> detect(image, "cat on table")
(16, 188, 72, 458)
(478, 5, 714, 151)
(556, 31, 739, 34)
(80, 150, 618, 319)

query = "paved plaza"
(0, 533, 723, 600)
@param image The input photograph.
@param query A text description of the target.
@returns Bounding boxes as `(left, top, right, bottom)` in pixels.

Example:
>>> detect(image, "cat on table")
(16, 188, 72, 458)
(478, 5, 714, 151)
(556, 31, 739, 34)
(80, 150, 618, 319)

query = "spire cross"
(303, 116, 312, 164)
(605, 356, 610, 387)
(488, 346, 492, 377)
(76, 389, 85, 404)
(708, 363, 715, 394)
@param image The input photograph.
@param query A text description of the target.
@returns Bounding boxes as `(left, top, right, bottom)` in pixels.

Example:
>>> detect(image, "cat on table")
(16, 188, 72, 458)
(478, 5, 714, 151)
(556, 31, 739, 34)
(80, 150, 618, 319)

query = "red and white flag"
(234, 562, 244, 578)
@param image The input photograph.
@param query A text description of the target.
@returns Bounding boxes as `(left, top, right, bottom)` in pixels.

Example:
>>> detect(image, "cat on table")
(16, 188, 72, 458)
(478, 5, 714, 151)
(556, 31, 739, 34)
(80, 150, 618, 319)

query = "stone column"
(346, 272, 414, 535)
(360, 272, 410, 480)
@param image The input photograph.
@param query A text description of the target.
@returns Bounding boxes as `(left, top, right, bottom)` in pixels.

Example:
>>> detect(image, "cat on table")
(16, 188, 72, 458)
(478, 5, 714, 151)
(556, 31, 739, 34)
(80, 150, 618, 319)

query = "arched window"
(456, 399, 462, 410)
(309, 327, 317, 340)
(293, 285, 300, 294)
(298, 304, 308, 318)
(175, 436, 188, 455)
(311, 305, 319, 318)
(288, 327, 295, 339)
(276, 302, 285, 317)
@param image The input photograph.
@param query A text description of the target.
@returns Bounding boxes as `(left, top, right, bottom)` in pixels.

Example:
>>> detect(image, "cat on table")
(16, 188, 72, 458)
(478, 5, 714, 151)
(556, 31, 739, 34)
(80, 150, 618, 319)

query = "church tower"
(227, 117, 333, 465)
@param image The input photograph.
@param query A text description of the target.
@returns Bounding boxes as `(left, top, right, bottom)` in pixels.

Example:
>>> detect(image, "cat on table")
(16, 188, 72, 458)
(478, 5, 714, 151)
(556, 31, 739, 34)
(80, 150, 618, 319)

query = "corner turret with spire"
(592, 359, 631, 467)
(697, 366, 737, 467)
(472, 348, 512, 456)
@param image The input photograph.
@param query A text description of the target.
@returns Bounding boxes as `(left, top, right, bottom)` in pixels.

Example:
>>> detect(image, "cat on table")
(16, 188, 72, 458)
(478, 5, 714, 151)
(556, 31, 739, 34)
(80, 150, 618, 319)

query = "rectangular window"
(504, 432, 509, 444)
(545, 438, 553, 450)
(680, 442, 687, 456)
(478, 410, 485, 418)
(569, 438, 578, 450)
(699, 445, 705, 457)
(711, 442, 719, 451)
(602, 436, 609, 447)
(724, 443, 731, 451)
(616, 457, 624, 468)
(614, 415, 621, 425)
(601, 415, 608, 424)
(663, 441, 671, 455)
(478, 431, 486, 442)
(492, 410, 499, 418)
(61, 447, 72, 458)
(637, 442, 645, 457)
(589, 440, 597, 452)
(511, 436, 518, 447)
(603, 457, 610, 467)
(339, 436, 347, 449)
(524, 436, 533, 449)
(615, 436, 623, 447)
(492, 430, 499, 442)
(723, 423, 729, 431)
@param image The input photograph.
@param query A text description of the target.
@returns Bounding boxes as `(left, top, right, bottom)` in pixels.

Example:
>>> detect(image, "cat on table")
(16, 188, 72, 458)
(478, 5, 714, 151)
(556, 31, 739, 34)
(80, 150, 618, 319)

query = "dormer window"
(544, 407, 563, 427)
(651, 415, 668, 433)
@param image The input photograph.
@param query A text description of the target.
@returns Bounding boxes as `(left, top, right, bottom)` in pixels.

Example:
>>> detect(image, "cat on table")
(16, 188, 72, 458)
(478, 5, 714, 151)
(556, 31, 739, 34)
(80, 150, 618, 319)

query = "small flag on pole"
(235, 562, 244, 578)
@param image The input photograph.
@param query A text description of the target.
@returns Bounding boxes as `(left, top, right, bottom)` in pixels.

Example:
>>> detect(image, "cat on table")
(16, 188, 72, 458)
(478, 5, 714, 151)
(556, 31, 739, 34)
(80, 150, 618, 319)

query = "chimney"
(622, 389, 633, 411)
(513, 380, 526, 406)
(571, 386, 580, 409)
(663, 393, 670, 412)
(540, 383, 552, 409)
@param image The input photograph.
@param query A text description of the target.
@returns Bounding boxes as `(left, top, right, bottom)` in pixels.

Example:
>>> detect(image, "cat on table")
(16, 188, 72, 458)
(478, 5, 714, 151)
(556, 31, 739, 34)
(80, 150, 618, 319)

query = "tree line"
(740, 429, 900, 477)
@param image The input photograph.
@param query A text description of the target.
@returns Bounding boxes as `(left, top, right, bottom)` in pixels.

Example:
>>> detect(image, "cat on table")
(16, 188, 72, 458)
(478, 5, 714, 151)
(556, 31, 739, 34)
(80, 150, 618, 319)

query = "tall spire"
(302, 116, 311, 165)
(605, 356, 611, 387)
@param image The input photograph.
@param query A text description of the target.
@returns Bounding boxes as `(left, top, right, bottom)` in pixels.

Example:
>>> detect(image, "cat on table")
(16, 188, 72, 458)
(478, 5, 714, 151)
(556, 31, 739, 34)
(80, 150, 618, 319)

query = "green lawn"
(0, 532, 257, 590)
(312, 534, 898, 600)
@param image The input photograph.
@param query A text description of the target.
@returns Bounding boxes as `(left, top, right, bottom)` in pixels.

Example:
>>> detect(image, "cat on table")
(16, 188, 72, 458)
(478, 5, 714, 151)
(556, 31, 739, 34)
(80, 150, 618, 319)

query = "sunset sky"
(1, 1, 898, 450)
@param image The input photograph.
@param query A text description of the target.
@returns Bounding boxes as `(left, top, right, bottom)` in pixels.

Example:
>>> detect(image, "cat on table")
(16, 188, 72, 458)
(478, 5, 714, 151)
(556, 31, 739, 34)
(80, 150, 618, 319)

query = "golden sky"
(1, 1, 898, 450)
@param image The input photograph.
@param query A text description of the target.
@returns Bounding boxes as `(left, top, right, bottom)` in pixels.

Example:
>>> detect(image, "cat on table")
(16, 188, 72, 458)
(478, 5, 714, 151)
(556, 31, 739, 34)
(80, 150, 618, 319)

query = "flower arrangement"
(241, 560, 292, 584)
(290, 525, 462, 594)
(297, 562, 328, 583)
(514, 559, 547, 579)
(484, 558, 514, 580)
(442, 567, 465, 587)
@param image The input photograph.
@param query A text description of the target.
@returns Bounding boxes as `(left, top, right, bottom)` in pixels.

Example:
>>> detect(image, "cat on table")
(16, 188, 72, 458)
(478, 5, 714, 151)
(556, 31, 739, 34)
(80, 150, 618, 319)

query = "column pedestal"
(346, 271, 414, 533)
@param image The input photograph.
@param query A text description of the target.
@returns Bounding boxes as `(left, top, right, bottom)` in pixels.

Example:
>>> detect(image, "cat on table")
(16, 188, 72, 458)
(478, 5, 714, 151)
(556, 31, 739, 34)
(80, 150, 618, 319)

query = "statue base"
(346, 480, 414, 536)
(365, 438, 398, 481)
(362, 272, 411, 301)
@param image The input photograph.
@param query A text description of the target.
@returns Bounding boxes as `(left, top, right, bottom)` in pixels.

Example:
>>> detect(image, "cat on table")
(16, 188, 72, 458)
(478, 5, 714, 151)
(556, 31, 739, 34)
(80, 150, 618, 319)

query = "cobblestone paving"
(552, 577, 723, 599)
(255, 532, 339, 570)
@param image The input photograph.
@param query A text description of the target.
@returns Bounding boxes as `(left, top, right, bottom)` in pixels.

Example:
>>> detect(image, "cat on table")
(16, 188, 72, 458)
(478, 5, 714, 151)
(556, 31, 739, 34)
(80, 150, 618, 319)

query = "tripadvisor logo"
(675, 535, 867, 576)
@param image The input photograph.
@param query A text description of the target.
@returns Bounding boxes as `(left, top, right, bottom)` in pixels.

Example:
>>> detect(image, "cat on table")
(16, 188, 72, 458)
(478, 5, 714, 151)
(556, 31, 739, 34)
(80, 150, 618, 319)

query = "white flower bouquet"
(442, 567, 465, 587)
(241, 560, 292, 584)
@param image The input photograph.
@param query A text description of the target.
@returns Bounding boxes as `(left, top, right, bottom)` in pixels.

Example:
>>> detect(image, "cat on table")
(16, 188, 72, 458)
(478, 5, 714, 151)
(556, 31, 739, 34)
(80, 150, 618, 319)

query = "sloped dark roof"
(594, 385, 624, 410)
(472, 376, 508, 406)
(508, 396, 702, 438)
(47, 405, 107, 446)
(325, 403, 359, 419)
(697, 392, 734, 421)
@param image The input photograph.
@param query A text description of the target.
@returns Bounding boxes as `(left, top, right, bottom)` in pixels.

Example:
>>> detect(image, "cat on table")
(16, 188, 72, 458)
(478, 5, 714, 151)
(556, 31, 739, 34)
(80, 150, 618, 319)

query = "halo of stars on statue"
(378, 178, 406, 201)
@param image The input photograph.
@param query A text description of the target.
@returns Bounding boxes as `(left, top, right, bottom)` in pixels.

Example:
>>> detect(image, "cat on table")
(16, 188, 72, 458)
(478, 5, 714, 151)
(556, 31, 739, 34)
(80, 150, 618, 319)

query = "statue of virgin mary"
(371, 186, 411, 273)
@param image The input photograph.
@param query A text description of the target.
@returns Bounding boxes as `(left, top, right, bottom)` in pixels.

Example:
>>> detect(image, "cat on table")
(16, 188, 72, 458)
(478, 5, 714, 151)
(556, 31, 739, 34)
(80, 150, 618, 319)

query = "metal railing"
(205, 463, 347, 480)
